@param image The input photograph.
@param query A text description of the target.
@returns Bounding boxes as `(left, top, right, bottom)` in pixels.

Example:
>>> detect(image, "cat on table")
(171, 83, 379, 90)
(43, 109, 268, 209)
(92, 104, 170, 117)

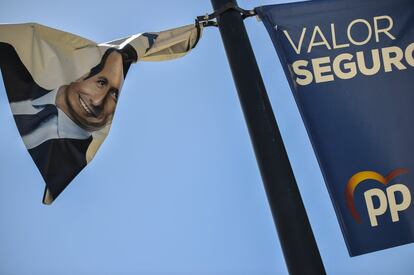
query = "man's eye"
(97, 79, 107, 87)
(110, 90, 119, 101)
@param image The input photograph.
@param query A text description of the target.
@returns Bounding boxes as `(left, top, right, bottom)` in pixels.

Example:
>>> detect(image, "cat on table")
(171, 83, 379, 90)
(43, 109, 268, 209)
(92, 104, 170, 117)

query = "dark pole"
(209, 0, 326, 274)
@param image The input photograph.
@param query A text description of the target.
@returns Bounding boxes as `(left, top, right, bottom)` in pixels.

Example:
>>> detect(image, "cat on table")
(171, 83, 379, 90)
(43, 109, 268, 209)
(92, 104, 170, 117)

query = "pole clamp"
(195, 3, 257, 27)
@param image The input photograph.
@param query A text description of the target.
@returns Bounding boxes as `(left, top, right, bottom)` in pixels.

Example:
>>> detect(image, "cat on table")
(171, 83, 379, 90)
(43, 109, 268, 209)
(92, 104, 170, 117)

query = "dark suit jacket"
(0, 42, 92, 203)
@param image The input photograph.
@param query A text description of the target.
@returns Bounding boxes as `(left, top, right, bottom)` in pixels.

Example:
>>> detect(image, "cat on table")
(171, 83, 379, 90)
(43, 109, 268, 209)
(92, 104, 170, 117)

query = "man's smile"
(78, 94, 97, 117)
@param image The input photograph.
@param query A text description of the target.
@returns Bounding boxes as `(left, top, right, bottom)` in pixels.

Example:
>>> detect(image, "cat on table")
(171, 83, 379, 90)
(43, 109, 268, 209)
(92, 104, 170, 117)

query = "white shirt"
(10, 89, 91, 149)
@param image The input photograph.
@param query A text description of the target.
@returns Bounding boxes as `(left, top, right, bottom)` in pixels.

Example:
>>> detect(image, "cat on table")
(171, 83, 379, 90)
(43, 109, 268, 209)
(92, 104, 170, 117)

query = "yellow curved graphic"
(345, 168, 408, 223)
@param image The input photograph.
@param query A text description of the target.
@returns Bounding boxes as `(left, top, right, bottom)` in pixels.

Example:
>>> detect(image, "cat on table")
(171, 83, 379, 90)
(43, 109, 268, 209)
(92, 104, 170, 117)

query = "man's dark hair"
(85, 45, 138, 80)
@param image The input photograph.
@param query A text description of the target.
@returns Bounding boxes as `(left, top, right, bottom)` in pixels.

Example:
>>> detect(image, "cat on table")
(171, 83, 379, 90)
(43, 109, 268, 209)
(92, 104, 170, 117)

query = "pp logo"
(345, 169, 411, 227)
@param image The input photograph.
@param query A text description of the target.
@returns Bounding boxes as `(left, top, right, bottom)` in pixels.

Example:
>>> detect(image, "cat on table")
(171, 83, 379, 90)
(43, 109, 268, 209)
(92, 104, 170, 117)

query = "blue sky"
(0, 0, 413, 274)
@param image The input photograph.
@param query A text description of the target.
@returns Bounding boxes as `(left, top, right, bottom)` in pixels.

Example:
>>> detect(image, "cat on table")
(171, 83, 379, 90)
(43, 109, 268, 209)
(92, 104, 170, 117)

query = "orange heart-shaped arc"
(345, 168, 408, 223)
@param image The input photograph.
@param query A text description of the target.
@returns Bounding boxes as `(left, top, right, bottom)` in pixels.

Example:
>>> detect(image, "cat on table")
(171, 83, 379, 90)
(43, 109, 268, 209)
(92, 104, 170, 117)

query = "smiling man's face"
(58, 51, 124, 131)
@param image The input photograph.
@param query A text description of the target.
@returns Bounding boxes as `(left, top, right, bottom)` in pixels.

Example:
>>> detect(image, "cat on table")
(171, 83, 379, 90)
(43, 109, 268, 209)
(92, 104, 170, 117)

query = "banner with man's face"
(0, 23, 202, 204)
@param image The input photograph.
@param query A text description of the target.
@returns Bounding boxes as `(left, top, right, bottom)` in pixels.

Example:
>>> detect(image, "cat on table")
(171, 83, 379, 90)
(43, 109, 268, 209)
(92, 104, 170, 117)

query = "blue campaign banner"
(257, 0, 414, 256)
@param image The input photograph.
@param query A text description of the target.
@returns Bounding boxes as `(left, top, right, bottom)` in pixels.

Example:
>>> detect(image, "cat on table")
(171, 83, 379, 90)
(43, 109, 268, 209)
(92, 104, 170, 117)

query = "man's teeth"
(79, 96, 93, 115)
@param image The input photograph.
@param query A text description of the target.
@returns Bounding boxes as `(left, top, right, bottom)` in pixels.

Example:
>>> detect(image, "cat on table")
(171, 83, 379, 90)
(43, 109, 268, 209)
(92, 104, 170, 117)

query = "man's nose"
(89, 90, 109, 112)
